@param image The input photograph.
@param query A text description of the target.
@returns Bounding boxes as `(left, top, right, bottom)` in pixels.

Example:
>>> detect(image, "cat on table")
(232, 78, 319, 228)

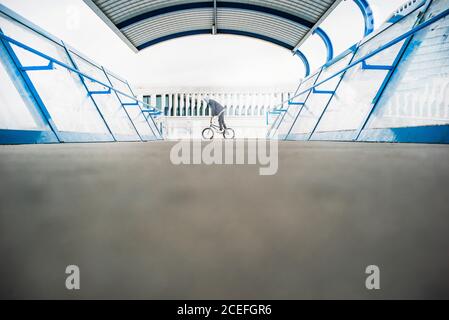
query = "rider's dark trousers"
(219, 113, 227, 130)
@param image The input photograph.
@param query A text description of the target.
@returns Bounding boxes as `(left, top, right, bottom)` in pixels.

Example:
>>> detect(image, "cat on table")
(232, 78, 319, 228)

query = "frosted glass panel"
(0, 39, 47, 130)
(106, 72, 156, 139)
(1, 13, 110, 136)
(140, 101, 160, 138)
(12, 46, 110, 134)
(366, 0, 449, 129)
(268, 113, 283, 138)
(124, 105, 154, 138)
(289, 52, 354, 136)
(106, 72, 136, 104)
(69, 51, 140, 138)
(274, 71, 320, 138)
(314, 8, 421, 133)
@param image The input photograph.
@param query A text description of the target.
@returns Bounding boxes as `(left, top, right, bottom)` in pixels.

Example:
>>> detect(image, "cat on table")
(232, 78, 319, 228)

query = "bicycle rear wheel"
(223, 128, 235, 139)
(202, 127, 214, 140)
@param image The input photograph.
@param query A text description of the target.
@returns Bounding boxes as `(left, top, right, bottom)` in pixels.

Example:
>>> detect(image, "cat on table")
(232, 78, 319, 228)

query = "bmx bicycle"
(202, 111, 235, 140)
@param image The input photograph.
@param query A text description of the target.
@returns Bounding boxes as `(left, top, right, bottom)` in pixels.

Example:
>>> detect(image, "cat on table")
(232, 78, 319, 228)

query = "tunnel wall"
(0, 5, 162, 144)
(270, 0, 449, 144)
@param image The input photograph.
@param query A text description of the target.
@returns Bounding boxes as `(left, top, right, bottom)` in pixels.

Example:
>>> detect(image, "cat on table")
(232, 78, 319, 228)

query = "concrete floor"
(0, 140, 448, 299)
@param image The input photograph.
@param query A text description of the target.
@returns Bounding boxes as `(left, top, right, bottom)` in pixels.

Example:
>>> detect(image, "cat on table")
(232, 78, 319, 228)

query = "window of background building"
(155, 95, 162, 110)
(164, 95, 169, 116)
(143, 95, 162, 110)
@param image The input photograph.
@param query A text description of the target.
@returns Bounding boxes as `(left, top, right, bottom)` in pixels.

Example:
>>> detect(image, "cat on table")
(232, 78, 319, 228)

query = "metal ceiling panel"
(83, 0, 342, 52)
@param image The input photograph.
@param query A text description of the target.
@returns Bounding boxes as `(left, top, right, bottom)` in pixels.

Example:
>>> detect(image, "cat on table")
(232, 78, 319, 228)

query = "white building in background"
(135, 87, 294, 139)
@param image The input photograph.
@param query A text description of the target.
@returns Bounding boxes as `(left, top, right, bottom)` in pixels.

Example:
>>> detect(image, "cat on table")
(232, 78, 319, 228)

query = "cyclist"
(204, 97, 227, 132)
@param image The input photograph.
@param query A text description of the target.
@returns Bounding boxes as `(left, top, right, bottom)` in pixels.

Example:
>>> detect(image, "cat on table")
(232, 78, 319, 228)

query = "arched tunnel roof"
(83, 0, 342, 53)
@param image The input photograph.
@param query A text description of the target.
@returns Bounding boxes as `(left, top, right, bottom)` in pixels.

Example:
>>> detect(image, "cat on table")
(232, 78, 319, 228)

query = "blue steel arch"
(292, 1, 371, 78)
(294, 50, 310, 78)
(136, 29, 295, 51)
(116, 1, 315, 30)
(353, 0, 375, 36)
(312, 27, 334, 62)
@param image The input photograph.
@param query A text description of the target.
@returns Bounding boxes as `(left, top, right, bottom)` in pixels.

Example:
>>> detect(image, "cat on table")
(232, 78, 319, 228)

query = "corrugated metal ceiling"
(83, 0, 341, 52)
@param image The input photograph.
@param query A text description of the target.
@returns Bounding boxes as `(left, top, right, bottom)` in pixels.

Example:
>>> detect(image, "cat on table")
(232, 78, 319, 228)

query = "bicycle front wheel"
(223, 128, 235, 139)
(202, 127, 214, 140)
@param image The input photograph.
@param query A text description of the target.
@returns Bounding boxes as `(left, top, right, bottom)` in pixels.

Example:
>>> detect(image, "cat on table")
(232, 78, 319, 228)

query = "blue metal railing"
(268, 5, 449, 137)
(0, 33, 163, 138)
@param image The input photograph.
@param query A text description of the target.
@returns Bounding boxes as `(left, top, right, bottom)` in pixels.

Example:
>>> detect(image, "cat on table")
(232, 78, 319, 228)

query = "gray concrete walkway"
(0, 141, 448, 299)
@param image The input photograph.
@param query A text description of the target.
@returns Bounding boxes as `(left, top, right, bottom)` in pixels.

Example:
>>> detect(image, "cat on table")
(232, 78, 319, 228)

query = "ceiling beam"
(212, 0, 217, 35)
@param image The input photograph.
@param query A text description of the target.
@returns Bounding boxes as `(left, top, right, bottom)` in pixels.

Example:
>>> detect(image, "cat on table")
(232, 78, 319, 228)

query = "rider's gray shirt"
(207, 99, 224, 116)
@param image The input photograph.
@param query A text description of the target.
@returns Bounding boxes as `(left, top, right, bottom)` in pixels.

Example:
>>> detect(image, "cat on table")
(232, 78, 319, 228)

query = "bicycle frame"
(209, 123, 222, 133)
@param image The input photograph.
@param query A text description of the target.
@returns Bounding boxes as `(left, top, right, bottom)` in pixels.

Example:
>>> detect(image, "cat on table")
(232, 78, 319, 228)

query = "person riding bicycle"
(204, 97, 227, 132)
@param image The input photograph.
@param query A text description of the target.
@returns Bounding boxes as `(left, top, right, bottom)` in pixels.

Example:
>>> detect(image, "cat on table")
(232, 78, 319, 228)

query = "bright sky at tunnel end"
(0, 0, 407, 89)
